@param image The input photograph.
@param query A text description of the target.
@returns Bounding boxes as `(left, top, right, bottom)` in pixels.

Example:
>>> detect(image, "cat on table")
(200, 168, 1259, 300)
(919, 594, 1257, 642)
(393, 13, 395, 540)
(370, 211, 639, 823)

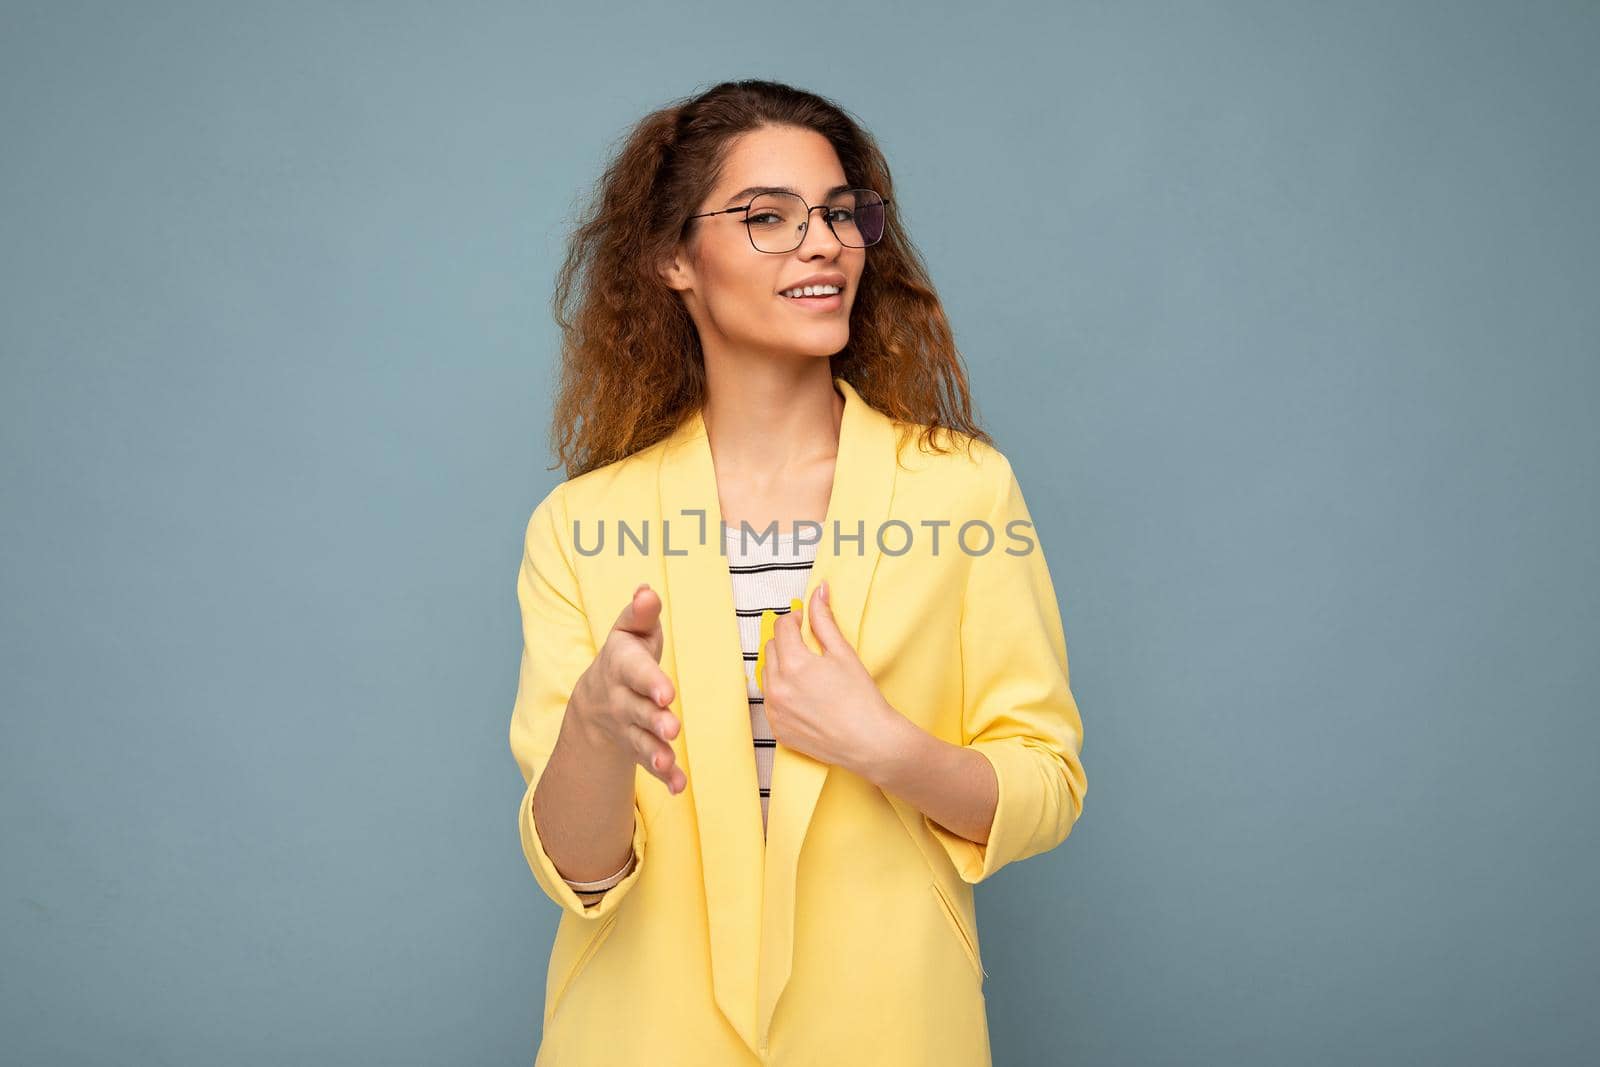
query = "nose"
(795, 204, 843, 256)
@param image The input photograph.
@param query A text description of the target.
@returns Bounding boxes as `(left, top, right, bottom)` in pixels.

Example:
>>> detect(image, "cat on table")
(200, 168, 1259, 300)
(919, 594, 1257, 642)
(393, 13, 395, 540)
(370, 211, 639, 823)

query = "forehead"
(714, 126, 848, 201)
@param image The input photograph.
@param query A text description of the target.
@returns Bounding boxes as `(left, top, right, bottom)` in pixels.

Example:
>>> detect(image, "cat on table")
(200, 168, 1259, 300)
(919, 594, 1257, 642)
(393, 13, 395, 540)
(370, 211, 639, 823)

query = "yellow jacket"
(509, 377, 1087, 1065)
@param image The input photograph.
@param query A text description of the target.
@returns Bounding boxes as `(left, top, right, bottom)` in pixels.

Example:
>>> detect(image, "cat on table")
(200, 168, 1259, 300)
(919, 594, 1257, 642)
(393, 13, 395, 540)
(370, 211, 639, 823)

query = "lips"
(777, 272, 847, 296)
(780, 290, 843, 311)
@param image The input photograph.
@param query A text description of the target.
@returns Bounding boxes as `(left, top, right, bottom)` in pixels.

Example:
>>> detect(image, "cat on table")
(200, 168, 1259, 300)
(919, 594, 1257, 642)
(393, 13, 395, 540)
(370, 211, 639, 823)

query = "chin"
(786, 338, 849, 359)
(786, 324, 851, 352)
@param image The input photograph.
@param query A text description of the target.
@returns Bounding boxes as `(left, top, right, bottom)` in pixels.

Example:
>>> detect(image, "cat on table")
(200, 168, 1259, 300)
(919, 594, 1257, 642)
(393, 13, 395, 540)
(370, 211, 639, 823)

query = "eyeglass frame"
(686, 188, 891, 254)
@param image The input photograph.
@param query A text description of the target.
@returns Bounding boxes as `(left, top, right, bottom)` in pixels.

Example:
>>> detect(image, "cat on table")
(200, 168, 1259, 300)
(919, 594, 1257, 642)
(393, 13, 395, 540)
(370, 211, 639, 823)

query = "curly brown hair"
(546, 78, 992, 478)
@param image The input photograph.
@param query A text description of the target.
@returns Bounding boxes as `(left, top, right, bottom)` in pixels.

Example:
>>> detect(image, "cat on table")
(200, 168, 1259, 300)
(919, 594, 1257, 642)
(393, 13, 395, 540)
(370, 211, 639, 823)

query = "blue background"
(3, 1, 1596, 1063)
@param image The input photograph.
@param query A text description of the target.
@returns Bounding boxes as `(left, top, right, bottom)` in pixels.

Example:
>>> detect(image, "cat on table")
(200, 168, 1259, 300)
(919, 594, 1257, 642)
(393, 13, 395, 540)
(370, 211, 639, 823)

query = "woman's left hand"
(758, 579, 909, 778)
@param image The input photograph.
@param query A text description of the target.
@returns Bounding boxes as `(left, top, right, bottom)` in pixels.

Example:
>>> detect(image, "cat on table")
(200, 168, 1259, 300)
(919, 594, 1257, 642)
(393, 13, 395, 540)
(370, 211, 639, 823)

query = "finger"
(635, 720, 687, 794)
(616, 687, 679, 744)
(773, 597, 809, 658)
(647, 705, 681, 742)
(625, 722, 683, 791)
(613, 584, 665, 658)
(807, 580, 845, 654)
(762, 633, 780, 687)
(611, 636, 674, 705)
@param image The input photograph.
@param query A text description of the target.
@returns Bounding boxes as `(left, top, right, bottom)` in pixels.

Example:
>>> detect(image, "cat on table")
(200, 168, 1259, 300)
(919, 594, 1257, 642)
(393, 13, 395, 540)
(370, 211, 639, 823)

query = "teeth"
(781, 284, 841, 298)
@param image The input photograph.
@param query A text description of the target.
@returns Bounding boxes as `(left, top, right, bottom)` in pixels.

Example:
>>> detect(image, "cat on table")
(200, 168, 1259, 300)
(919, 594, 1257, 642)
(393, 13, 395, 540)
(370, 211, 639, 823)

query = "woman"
(509, 80, 1087, 1066)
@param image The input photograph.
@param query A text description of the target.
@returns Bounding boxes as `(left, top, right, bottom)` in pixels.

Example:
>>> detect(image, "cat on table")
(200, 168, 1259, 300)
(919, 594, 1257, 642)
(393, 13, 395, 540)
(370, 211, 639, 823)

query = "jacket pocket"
(929, 879, 988, 981)
(547, 909, 622, 1023)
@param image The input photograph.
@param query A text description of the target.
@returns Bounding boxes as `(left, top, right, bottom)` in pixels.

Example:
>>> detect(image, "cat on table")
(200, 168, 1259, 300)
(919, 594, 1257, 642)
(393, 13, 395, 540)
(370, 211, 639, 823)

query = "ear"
(657, 243, 693, 292)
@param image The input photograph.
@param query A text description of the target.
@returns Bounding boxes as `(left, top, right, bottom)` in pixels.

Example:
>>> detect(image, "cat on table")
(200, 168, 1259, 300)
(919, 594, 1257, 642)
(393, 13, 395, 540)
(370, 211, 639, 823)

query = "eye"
(748, 212, 781, 225)
(827, 207, 855, 222)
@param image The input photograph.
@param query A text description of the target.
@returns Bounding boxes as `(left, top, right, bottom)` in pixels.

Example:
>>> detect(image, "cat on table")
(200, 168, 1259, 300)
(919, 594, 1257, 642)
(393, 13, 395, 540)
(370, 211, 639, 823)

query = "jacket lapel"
(756, 377, 898, 1047)
(655, 376, 900, 1055)
(656, 403, 765, 1054)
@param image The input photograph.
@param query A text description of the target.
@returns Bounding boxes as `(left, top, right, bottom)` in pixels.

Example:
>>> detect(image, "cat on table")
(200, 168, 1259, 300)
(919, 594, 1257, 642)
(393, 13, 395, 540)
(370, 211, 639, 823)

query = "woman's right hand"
(569, 583, 687, 794)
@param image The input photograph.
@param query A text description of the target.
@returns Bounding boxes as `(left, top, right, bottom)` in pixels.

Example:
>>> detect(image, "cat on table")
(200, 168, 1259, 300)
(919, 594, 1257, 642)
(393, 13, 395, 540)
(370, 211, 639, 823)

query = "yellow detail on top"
(753, 598, 804, 691)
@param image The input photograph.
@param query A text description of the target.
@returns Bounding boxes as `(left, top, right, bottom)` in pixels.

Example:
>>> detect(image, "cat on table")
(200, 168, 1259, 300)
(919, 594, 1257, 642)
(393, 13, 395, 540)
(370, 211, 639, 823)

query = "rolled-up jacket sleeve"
(509, 484, 647, 920)
(924, 453, 1088, 884)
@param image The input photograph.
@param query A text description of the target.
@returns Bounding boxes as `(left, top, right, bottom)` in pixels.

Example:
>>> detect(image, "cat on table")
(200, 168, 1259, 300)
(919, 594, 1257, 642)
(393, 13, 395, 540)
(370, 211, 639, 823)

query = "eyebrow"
(722, 183, 854, 208)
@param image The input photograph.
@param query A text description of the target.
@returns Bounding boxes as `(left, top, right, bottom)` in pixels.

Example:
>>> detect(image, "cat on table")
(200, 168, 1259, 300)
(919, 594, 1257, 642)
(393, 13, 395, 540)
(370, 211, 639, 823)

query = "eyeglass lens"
(746, 190, 886, 253)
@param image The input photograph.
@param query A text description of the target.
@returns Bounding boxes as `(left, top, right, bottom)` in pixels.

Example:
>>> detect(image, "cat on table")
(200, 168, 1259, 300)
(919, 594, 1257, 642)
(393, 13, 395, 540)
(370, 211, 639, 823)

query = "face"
(660, 125, 868, 364)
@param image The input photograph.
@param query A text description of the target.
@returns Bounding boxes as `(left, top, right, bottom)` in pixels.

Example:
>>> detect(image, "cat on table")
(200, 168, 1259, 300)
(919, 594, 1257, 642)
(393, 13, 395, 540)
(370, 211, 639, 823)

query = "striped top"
(722, 521, 819, 838)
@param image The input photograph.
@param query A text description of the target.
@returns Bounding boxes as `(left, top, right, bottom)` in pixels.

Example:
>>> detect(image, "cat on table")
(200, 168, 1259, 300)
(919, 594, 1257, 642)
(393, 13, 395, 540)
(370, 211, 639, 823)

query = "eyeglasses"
(688, 188, 890, 254)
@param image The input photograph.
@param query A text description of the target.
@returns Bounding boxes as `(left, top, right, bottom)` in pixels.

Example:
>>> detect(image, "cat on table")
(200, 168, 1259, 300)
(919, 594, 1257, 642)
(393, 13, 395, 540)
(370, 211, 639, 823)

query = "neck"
(700, 362, 844, 476)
